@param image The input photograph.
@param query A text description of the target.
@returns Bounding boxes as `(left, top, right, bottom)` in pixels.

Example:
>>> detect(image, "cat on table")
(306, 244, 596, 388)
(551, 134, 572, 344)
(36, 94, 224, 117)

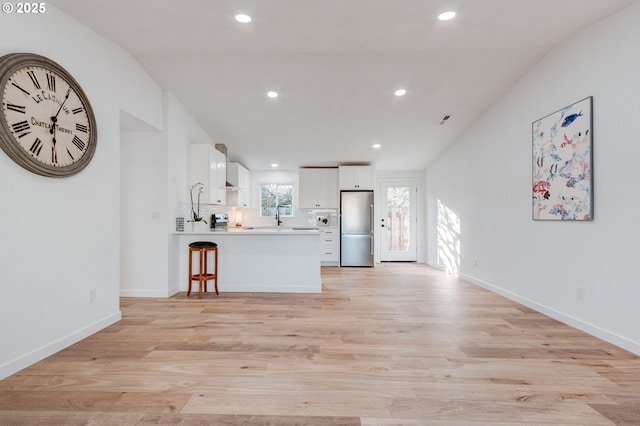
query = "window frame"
(259, 182, 294, 217)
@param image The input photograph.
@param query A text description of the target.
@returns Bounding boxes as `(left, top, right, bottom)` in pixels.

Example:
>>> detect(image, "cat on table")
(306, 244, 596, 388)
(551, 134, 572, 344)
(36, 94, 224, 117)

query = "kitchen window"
(260, 183, 293, 217)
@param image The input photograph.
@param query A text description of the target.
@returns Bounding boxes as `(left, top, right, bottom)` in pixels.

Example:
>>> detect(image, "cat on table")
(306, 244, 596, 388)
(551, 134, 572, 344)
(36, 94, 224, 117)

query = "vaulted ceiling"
(52, 0, 636, 170)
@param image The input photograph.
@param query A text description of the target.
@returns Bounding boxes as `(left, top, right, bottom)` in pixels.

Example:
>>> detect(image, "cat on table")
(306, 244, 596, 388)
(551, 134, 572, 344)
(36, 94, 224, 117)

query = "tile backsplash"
(175, 203, 337, 228)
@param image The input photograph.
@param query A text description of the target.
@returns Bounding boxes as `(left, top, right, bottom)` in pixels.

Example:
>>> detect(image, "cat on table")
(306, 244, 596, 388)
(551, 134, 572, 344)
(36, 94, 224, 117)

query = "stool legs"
(198, 247, 204, 298)
(188, 247, 194, 297)
(214, 247, 218, 295)
(203, 251, 208, 294)
(188, 246, 218, 299)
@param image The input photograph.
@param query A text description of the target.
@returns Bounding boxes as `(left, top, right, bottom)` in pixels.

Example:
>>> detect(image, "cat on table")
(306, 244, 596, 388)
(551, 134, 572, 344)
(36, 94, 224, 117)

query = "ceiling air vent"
(439, 114, 451, 125)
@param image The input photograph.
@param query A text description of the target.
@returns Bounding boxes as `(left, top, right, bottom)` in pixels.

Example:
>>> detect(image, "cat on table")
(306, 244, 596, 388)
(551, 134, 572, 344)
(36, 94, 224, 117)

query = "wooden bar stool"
(188, 241, 219, 299)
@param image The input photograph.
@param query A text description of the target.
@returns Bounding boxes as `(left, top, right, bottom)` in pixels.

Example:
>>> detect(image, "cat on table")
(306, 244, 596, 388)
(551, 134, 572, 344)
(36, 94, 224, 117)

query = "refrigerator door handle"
(370, 236, 374, 255)
(369, 204, 374, 233)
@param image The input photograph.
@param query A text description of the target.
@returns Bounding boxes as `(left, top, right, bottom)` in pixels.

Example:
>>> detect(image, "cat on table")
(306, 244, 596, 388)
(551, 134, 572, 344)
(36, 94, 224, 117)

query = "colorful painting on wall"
(532, 97, 593, 221)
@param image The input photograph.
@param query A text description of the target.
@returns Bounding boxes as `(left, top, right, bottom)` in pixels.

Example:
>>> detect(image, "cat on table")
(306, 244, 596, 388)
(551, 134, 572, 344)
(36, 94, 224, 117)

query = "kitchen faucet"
(275, 206, 283, 226)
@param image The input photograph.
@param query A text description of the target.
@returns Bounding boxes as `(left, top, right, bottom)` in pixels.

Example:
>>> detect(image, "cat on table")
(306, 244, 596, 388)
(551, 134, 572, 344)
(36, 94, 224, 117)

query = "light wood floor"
(1, 264, 639, 425)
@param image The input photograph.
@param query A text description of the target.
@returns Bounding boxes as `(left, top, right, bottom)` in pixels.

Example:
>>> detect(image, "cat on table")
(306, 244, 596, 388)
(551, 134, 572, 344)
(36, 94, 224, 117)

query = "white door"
(379, 180, 417, 261)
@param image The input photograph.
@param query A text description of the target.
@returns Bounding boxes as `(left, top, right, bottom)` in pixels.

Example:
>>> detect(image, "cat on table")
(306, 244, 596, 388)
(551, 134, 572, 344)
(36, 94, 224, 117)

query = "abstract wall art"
(532, 97, 593, 221)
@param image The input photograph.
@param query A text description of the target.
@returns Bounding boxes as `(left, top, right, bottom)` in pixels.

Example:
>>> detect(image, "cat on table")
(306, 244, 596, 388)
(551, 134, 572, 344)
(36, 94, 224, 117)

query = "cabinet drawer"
(319, 228, 338, 240)
(320, 228, 337, 235)
(320, 236, 338, 246)
(319, 227, 339, 263)
(321, 249, 339, 261)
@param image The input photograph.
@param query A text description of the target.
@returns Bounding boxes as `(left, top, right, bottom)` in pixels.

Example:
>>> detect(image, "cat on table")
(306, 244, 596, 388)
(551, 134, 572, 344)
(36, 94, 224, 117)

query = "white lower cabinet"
(319, 227, 339, 266)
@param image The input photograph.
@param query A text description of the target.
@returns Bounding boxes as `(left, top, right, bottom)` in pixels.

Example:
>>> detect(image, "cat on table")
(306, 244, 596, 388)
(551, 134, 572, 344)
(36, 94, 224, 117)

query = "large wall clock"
(0, 53, 97, 177)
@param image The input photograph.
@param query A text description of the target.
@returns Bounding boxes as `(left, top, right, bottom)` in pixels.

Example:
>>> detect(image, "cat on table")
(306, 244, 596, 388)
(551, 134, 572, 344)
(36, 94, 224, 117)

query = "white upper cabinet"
(299, 168, 338, 208)
(188, 144, 226, 205)
(338, 165, 374, 190)
(227, 162, 248, 188)
(214, 149, 227, 205)
(227, 162, 251, 208)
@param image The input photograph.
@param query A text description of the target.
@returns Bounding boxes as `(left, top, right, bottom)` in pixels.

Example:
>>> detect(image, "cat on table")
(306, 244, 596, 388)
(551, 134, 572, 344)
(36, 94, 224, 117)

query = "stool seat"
(188, 241, 219, 299)
(189, 241, 218, 248)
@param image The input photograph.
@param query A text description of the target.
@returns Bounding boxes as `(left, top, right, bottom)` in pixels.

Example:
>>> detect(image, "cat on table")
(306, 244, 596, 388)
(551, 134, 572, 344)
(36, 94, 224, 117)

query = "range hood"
(214, 143, 237, 190)
(215, 143, 244, 191)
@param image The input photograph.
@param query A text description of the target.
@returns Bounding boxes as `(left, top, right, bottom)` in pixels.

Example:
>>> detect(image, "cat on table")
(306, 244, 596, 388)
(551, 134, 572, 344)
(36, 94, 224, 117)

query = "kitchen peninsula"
(174, 228, 321, 294)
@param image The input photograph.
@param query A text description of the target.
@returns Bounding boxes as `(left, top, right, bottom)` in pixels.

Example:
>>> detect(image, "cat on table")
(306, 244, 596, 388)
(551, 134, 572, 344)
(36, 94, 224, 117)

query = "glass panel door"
(379, 180, 417, 261)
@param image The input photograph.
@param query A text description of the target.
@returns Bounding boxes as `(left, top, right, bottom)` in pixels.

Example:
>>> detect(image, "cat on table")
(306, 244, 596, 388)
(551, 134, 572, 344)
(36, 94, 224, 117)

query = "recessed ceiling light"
(235, 14, 252, 23)
(438, 11, 456, 21)
(372, 144, 382, 149)
(271, 163, 279, 168)
(394, 89, 407, 97)
(267, 91, 279, 98)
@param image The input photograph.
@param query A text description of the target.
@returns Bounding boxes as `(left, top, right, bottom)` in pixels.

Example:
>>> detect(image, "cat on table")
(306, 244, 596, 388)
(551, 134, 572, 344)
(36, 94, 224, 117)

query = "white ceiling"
(52, 0, 636, 170)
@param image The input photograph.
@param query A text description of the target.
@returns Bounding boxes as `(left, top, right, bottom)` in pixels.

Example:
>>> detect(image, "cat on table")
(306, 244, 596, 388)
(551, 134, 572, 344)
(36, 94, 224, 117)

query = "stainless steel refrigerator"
(340, 190, 374, 267)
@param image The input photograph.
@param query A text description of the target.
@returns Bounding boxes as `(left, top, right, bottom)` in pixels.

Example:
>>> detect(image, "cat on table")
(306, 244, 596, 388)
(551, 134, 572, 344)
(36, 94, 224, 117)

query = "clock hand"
(50, 116, 56, 141)
(52, 88, 71, 121)
(49, 89, 70, 162)
(49, 121, 58, 163)
(50, 113, 57, 142)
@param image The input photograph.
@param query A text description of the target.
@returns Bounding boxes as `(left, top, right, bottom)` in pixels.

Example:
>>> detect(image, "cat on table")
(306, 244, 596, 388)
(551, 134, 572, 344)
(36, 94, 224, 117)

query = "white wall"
(120, 92, 223, 297)
(425, 3, 640, 354)
(0, 7, 162, 378)
(120, 128, 168, 297)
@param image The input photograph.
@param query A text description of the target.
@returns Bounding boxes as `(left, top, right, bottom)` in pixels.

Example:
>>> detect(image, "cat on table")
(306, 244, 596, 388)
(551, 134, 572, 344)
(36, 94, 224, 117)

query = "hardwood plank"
(0, 390, 190, 412)
(0, 264, 638, 425)
(182, 392, 391, 417)
(0, 411, 146, 425)
(387, 398, 613, 424)
(0, 411, 361, 426)
(140, 413, 362, 425)
(590, 402, 640, 425)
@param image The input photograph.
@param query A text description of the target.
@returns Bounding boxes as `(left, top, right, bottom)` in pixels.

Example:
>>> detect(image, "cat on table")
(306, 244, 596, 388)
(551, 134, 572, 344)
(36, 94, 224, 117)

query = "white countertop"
(176, 226, 322, 236)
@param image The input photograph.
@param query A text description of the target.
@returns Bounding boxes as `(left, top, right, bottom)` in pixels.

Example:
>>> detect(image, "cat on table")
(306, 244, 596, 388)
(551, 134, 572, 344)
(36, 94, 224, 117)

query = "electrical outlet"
(576, 287, 585, 300)
(474, 258, 479, 267)
(151, 211, 160, 220)
(89, 288, 96, 304)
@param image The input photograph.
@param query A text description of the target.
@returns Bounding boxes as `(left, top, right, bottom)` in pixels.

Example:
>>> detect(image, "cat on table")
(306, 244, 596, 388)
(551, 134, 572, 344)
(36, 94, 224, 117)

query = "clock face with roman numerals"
(0, 53, 96, 177)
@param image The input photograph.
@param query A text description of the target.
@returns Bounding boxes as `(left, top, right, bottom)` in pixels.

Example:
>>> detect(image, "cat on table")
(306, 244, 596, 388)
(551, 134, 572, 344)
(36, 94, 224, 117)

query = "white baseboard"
(221, 283, 321, 293)
(172, 282, 321, 294)
(120, 289, 174, 297)
(460, 272, 640, 355)
(426, 260, 639, 355)
(424, 260, 640, 355)
(0, 311, 122, 380)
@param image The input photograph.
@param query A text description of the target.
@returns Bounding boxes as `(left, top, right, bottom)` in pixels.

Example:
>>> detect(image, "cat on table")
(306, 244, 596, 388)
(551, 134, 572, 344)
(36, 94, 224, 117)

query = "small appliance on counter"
(211, 213, 229, 230)
(316, 215, 330, 226)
